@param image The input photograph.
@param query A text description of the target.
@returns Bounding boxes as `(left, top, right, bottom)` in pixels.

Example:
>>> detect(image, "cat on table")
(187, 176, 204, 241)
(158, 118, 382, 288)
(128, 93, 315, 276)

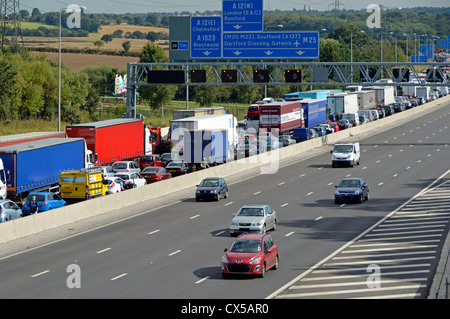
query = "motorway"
(0, 98, 449, 301)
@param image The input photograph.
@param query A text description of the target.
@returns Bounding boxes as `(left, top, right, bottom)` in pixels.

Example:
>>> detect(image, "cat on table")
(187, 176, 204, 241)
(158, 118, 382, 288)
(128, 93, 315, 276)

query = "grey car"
(230, 204, 277, 236)
(0, 199, 23, 222)
(111, 161, 141, 174)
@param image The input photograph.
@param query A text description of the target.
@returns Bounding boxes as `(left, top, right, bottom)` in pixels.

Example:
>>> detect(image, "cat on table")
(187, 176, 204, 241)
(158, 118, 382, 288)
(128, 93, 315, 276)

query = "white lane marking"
(111, 273, 127, 281)
(285, 232, 295, 237)
(214, 231, 226, 236)
(169, 250, 182, 256)
(31, 270, 50, 278)
(281, 203, 289, 207)
(148, 229, 160, 235)
(278, 182, 285, 185)
(253, 191, 261, 195)
(190, 214, 200, 219)
(195, 276, 210, 284)
(224, 202, 234, 206)
(96, 248, 111, 254)
(315, 216, 323, 221)
(307, 192, 314, 196)
(328, 182, 333, 186)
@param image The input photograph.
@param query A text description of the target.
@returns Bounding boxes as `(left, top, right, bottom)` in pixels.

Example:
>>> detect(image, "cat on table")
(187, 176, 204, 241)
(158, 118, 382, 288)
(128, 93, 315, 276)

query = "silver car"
(111, 161, 140, 174)
(230, 204, 277, 236)
(0, 199, 23, 222)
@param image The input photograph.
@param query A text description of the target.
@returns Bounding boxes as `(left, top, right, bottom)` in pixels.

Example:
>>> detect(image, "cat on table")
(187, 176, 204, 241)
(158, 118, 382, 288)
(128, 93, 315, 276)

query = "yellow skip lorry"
(59, 167, 107, 202)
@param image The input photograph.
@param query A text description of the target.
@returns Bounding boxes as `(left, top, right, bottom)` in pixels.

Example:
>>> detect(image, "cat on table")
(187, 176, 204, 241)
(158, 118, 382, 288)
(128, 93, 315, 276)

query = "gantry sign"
(169, 0, 319, 61)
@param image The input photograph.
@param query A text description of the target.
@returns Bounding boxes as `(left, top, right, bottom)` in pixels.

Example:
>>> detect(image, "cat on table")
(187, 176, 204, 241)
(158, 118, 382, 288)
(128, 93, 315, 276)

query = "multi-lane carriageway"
(0, 97, 450, 300)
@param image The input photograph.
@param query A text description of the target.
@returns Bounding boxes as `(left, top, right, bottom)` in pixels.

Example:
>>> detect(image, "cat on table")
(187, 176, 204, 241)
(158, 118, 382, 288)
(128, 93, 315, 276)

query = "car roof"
(240, 204, 268, 209)
(237, 232, 271, 240)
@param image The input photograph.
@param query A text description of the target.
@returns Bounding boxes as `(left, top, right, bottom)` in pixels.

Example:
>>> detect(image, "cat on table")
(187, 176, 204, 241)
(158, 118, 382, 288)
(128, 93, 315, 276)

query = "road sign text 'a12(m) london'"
(222, 0, 264, 32)
(223, 31, 319, 59)
(191, 16, 222, 59)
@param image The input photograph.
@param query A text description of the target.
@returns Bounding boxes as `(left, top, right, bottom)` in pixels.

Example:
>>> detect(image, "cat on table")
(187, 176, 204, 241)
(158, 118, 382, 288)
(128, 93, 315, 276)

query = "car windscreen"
(199, 179, 219, 187)
(143, 168, 159, 173)
(229, 240, 262, 253)
(237, 208, 264, 216)
(339, 180, 361, 188)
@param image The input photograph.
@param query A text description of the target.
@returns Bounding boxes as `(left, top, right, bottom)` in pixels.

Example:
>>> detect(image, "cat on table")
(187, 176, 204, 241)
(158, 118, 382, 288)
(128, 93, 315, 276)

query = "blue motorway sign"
(223, 0, 263, 32)
(191, 16, 222, 59)
(223, 31, 319, 59)
(411, 55, 427, 63)
(419, 45, 434, 59)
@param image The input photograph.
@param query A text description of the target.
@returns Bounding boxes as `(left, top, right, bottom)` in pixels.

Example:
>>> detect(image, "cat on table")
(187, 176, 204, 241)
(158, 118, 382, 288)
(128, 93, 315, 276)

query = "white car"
(114, 172, 147, 189)
(111, 161, 141, 174)
(104, 176, 124, 194)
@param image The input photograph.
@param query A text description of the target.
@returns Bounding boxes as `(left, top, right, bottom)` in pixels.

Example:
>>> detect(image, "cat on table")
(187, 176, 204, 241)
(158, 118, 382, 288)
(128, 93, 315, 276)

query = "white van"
(358, 110, 379, 122)
(0, 159, 7, 199)
(331, 142, 361, 167)
(341, 113, 360, 126)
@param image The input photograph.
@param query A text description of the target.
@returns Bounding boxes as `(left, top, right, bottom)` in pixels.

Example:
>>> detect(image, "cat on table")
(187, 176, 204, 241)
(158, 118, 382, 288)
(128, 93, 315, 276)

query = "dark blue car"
(22, 192, 67, 216)
(334, 178, 369, 204)
(195, 177, 228, 202)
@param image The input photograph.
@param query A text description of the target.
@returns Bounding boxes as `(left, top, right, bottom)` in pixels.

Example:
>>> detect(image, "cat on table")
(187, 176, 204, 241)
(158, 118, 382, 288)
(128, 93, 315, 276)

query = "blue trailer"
(183, 129, 229, 165)
(0, 138, 88, 199)
(301, 99, 328, 128)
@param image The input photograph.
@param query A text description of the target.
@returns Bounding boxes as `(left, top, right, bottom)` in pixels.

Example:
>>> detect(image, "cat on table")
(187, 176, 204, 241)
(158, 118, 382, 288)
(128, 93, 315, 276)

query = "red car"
(221, 232, 279, 278)
(140, 166, 171, 183)
(138, 154, 162, 170)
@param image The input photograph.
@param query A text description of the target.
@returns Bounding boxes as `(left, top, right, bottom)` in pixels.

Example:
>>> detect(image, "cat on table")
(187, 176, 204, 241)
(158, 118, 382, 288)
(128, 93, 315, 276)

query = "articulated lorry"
(0, 131, 66, 148)
(66, 118, 151, 166)
(173, 106, 224, 120)
(0, 138, 92, 200)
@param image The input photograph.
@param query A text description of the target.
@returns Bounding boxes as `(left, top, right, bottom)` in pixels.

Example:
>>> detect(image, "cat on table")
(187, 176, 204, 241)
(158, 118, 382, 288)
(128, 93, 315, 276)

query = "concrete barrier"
(1, 95, 449, 244)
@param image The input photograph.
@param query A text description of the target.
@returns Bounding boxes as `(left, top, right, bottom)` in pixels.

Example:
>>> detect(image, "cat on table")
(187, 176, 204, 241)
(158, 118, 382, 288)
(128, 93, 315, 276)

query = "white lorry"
(327, 93, 359, 118)
(170, 114, 238, 157)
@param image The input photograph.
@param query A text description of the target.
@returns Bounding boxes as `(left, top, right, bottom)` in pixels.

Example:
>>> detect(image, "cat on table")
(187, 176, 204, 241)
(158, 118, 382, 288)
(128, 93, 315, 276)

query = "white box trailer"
(416, 87, 431, 101)
(170, 114, 238, 153)
(327, 93, 358, 117)
(349, 90, 377, 110)
(362, 86, 395, 106)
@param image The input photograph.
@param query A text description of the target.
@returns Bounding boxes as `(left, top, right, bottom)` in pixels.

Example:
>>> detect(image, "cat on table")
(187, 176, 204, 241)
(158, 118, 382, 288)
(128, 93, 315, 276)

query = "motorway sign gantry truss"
(126, 61, 449, 117)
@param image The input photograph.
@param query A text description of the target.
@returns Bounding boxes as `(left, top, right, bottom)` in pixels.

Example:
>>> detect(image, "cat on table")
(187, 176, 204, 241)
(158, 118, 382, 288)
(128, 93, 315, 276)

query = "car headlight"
(252, 221, 263, 226)
(196, 190, 200, 194)
(335, 190, 341, 196)
(222, 256, 229, 264)
(354, 190, 362, 195)
(249, 257, 262, 264)
(230, 221, 238, 226)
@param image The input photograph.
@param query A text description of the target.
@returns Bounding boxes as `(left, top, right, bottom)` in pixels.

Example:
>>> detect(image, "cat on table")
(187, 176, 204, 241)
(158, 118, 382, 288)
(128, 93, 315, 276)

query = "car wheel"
(365, 193, 369, 201)
(272, 220, 276, 231)
(259, 263, 266, 278)
(224, 190, 229, 199)
(273, 255, 279, 270)
(359, 194, 364, 203)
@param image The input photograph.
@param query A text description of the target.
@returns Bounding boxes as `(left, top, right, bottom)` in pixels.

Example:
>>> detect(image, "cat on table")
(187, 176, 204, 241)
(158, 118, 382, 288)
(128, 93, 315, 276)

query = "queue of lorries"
(0, 81, 448, 224)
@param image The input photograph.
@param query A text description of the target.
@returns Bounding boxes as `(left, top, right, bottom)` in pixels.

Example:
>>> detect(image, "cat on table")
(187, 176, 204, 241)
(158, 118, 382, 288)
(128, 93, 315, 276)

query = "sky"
(21, 0, 450, 14)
